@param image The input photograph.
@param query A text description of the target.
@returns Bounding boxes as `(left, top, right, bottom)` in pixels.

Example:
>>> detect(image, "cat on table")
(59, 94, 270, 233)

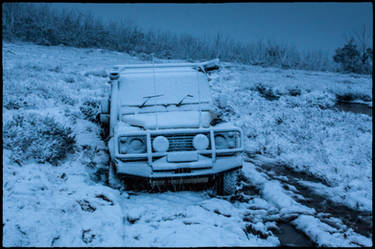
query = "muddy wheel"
(99, 113, 109, 126)
(220, 169, 239, 195)
(99, 114, 109, 139)
(107, 161, 125, 190)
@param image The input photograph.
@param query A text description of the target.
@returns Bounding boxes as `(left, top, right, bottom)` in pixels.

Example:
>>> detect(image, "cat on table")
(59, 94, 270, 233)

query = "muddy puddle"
(275, 223, 314, 247)
(296, 183, 372, 238)
(246, 157, 372, 238)
(334, 102, 372, 116)
(237, 177, 316, 246)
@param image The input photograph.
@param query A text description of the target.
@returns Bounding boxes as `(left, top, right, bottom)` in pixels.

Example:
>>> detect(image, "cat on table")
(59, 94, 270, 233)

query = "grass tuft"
(3, 112, 76, 165)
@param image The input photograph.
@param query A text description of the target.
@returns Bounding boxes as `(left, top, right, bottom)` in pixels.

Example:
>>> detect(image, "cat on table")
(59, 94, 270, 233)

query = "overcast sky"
(50, 3, 372, 54)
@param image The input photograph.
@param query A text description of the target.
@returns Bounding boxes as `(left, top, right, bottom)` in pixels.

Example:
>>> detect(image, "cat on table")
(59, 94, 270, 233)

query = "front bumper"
(114, 155, 242, 179)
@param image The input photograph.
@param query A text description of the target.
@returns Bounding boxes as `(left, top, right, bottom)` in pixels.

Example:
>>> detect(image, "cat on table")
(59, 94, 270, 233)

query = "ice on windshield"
(119, 67, 211, 107)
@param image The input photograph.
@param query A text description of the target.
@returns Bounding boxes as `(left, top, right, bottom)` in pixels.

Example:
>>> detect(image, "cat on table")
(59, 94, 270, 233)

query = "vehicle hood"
(122, 111, 213, 129)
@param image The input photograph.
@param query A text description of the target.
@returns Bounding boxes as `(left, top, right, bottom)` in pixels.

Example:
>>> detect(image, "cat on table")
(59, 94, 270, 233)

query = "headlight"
(118, 136, 146, 154)
(215, 134, 228, 149)
(214, 131, 240, 149)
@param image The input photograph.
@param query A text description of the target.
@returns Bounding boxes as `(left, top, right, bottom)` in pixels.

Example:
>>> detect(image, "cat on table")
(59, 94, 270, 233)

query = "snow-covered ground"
(209, 63, 372, 213)
(2, 41, 372, 246)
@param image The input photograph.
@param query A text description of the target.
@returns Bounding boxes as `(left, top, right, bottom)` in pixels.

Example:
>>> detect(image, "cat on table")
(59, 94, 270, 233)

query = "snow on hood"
(122, 111, 213, 129)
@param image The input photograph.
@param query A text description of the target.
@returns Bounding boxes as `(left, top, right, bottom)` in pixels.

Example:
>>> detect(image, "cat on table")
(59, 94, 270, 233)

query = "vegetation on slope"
(3, 3, 371, 74)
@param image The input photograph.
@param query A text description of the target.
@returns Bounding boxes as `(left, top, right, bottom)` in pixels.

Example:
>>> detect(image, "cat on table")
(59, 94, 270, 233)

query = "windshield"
(119, 67, 211, 108)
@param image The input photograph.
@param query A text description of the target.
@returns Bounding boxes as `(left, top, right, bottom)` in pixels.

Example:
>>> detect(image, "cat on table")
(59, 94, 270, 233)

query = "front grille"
(151, 133, 211, 152)
(166, 134, 195, 151)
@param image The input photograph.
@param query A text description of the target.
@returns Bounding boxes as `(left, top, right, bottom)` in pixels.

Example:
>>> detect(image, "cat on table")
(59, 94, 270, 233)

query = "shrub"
(287, 87, 301, 97)
(333, 39, 372, 74)
(3, 112, 76, 165)
(254, 83, 280, 101)
(79, 100, 100, 123)
(333, 39, 361, 73)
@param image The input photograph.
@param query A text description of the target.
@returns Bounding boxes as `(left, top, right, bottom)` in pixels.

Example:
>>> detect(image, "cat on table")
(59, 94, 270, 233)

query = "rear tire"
(99, 99, 110, 139)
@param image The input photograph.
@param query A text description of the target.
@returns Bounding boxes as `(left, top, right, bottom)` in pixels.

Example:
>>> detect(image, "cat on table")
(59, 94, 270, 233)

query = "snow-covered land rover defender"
(99, 59, 243, 195)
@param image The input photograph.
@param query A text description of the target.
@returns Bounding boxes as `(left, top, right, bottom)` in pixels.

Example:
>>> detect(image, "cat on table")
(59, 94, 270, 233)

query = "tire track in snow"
(243, 156, 372, 246)
(116, 188, 279, 246)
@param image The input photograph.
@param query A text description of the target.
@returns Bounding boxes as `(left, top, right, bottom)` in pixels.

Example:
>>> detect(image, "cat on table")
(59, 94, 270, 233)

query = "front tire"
(215, 169, 239, 195)
(223, 169, 239, 195)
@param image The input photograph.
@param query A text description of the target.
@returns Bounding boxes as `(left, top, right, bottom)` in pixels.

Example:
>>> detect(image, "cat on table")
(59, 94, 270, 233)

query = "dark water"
(295, 182, 373, 238)
(275, 223, 314, 247)
(334, 102, 372, 116)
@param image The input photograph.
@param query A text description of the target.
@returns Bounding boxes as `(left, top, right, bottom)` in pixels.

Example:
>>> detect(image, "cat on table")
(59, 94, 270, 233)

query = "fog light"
(153, 136, 169, 152)
(193, 134, 209, 150)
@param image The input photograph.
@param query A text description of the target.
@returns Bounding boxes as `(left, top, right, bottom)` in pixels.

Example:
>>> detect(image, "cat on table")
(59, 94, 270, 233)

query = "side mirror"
(109, 72, 119, 80)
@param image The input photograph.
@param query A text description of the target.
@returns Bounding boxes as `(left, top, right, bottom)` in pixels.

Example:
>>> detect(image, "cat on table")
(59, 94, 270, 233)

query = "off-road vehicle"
(99, 59, 243, 195)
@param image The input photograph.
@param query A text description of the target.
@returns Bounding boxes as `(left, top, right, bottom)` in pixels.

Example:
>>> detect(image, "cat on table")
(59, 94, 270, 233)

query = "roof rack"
(111, 58, 219, 72)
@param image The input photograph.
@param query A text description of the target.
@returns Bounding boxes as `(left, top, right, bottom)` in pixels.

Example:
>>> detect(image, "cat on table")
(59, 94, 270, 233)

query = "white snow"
(292, 215, 372, 247)
(209, 63, 372, 212)
(3, 41, 372, 246)
(242, 162, 315, 216)
(3, 152, 124, 247)
(122, 110, 212, 129)
(120, 192, 278, 247)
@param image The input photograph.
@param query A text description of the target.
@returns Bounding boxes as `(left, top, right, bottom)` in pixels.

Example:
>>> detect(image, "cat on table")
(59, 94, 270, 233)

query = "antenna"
(151, 53, 158, 129)
(195, 70, 202, 128)
(152, 54, 156, 93)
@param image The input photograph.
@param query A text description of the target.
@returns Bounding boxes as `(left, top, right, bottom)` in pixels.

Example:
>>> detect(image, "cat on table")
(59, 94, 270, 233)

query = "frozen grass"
(209, 64, 372, 212)
(3, 41, 131, 246)
(2, 153, 125, 247)
(3, 112, 76, 165)
(2, 41, 372, 246)
(79, 99, 100, 123)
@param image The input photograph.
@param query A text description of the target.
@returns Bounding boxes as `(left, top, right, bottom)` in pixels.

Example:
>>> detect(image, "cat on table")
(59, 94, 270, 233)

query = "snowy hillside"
(2, 41, 372, 246)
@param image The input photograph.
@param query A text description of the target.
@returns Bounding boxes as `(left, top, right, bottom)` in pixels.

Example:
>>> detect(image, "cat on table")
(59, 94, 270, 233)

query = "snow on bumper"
(113, 155, 242, 179)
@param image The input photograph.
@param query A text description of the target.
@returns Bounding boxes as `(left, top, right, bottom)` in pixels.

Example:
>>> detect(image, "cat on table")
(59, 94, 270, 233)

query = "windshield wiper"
(139, 94, 164, 108)
(176, 94, 194, 107)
